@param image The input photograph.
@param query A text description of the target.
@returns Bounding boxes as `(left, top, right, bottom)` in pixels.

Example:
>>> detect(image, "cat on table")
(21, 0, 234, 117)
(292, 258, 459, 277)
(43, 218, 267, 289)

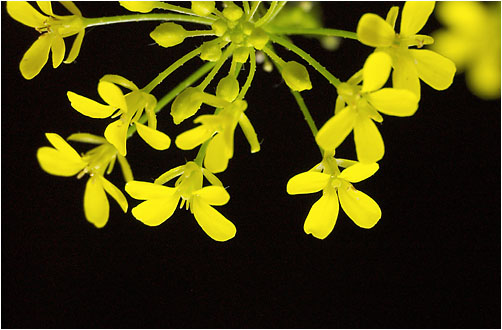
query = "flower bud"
(150, 23, 187, 48)
(211, 19, 227, 37)
(216, 75, 240, 102)
(248, 28, 269, 50)
(120, 1, 156, 13)
(171, 88, 203, 124)
(233, 47, 250, 63)
(200, 42, 222, 62)
(282, 61, 312, 91)
(223, 3, 243, 21)
(191, 1, 215, 16)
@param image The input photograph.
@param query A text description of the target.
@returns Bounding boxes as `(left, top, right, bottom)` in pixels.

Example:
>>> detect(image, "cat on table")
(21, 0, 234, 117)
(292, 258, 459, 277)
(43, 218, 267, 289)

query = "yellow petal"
(192, 198, 236, 242)
(36, 1, 53, 16)
(354, 116, 384, 163)
(100, 74, 138, 91)
(362, 52, 392, 92)
(357, 13, 395, 47)
(410, 49, 456, 91)
(154, 165, 185, 185)
(104, 119, 129, 156)
(64, 31, 85, 64)
(98, 81, 127, 110)
(385, 6, 399, 29)
(194, 186, 230, 206)
(60, 1, 82, 16)
(238, 113, 260, 153)
(84, 176, 109, 228)
(37, 147, 85, 176)
(338, 162, 379, 183)
(338, 183, 381, 229)
(304, 191, 339, 240)
(204, 133, 230, 173)
(467, 53, 501, 100)
(98, 176, 128, 213)
(392, 51, 421, 98)
(316, 106, 357, 151)
(175, 125, 213, 150)
(286, 172, 330, 195)
(135, 122, 171, 150)
(117, 154, 134, 183)
(20, 35, 52, 80)
(7, 1, 46, 28)
(45, 133, 81, 160)
(400, 1, 435, 36)
(367, 88, 418, 117)
(67, 133, 107, 145)
(131, 196, 179, 226)
(67, 91, 116, 118)
(51, 35, 65, 68)
(125, 181, 177, 199)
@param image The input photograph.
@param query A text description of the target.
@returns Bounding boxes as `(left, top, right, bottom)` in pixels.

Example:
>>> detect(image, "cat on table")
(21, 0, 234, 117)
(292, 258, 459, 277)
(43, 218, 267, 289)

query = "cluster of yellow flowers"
(8, 1, 498, 242)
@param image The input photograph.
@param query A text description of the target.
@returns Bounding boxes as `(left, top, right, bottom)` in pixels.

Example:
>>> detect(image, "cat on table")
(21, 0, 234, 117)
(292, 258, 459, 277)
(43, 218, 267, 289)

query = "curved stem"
(248, 1, 262, 21)
(143, 47, 202, 93)
(269, 34, 341, 88)
(237, 50, 256, 100)
(254, 1, 277, 27)
(264, 27, 358, 39)
(83, 13, 214, 28)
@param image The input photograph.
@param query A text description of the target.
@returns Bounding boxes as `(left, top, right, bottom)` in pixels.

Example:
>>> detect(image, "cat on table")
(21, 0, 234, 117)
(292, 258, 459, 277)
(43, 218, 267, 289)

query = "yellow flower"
(357, 1, 456, 98)
(174, 76, 260, 173)
(125, 161, 236, 242)
(432, 1, 501, 100)
(316, 52, 418, 163)
(67, 74, 171, 156)
(36, 133, 131, 228)
(287, 154, 381, 239)
(6, 1, 85, 80)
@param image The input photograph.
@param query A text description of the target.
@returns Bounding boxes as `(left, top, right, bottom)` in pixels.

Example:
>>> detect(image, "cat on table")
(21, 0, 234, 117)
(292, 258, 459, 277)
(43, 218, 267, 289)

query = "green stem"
(155, 2, 203, 16)
(291, 91, 318, 137)
(254, 1, 277, 27)
(143, 47, 202, 93)
(83, 13, 214, 28)
(269, 34, 341, 88)
(264, 27, 358, 39)
(194, 140, 210, 167)
(248, 1, 261, 20)
(237, 50, 256, 99)
(126, 61, 215, 139)
(261, 46, 285, 67)
(263, 1, 287, 26)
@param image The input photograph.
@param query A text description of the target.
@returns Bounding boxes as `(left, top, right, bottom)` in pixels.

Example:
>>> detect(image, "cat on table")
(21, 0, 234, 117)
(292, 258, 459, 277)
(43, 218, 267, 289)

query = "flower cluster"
(7, 1, 474, 242)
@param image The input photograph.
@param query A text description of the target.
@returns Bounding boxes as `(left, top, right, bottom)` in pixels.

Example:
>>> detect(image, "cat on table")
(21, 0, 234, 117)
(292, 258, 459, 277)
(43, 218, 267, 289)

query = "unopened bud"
(150, 23, 187, 48)
(282, 61, 312, 91)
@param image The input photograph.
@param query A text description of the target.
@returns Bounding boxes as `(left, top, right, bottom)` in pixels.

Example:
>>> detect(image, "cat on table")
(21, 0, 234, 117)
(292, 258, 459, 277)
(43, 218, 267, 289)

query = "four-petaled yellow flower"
(357, 1, 456, 99)
(36, 133, 132, 228)
(7, 1, 85, 80)
(67, 74, 171, 156)
(287, 154, 381, 239)
(125, 161, 236, 242)
(173, 75, 260, 173)
(432, 1, 501, 100)
(316, 52, 418, 163)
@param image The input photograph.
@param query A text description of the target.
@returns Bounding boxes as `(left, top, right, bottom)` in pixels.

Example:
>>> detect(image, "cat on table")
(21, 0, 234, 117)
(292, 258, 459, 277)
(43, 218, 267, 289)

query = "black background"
(2, 2, 501, 328)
